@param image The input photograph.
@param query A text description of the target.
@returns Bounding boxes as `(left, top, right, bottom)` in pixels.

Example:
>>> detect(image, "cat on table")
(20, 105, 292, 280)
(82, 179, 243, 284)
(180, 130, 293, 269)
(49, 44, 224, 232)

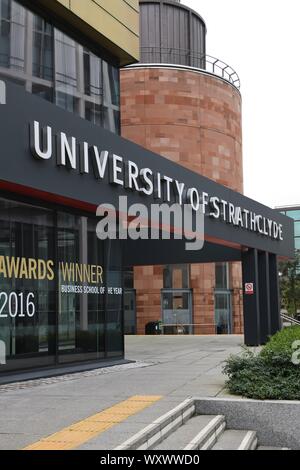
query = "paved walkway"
(0, 335, 243, 450)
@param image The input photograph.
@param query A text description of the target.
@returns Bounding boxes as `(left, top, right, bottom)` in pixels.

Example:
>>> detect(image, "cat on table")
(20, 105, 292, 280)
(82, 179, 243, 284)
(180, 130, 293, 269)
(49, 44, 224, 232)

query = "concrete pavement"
(0, 335, 243, 450)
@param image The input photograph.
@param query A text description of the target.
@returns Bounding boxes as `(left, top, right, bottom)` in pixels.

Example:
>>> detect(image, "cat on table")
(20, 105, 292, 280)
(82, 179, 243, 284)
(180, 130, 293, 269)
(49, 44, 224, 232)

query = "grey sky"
(184, 0, 299, 209)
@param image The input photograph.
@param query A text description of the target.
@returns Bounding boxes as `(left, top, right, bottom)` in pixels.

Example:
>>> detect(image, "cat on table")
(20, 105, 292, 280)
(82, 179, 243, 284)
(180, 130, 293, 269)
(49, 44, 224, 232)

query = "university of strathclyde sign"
(31, 119, 284, 242)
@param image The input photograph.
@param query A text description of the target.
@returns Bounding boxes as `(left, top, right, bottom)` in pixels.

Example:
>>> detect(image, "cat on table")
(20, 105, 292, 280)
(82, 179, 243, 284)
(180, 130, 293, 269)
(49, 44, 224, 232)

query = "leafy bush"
(260, 325, 300, 363)
(223, 327, 300, 400)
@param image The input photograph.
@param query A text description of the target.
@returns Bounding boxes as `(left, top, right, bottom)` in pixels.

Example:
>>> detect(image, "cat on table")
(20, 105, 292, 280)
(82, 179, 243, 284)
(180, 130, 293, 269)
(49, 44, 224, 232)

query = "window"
(84, 49, 102, 97)
(0, 0, 120, 134)
(215, 293, 232, 334)
(54, 30, 77, 93)
(56, 91, 79, 114)
(123, 269, 134, 289)
(85, 102, 103, 127)
(163, 265, 189, 289)
(215, 263, 229, 289)
(32, 15, 53, 80)
(295, 238, 300, 250)
(295, 222, 300, 237)
(0, 0, 26, 71)
(106, 63, 120, 106)
(0, 198, 56, 371)
(32, 83, 53, 102)
(286, 210, 300, 221)
(215, 263, 232, 334)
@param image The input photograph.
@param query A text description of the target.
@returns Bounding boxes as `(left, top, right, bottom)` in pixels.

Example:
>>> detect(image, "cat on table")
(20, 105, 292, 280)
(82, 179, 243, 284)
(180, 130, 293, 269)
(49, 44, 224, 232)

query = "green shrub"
(260, 325, 300, 363)
(223, 327, 300, 400)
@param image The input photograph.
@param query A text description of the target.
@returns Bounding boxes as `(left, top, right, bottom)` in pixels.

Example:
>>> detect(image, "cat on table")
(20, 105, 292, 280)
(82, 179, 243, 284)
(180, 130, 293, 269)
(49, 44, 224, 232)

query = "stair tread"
(211, 429, 255, 450)
(258, 446, 289, 450)
(154, 415, 219, 450)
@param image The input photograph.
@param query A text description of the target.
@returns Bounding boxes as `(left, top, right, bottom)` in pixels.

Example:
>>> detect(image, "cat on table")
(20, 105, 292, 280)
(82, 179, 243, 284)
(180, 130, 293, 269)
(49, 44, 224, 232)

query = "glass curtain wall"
(0, 198, 56, 371)
(281, 209, 300, 252)
(0, 196, 123, 373)
(0, 0, 120, 133)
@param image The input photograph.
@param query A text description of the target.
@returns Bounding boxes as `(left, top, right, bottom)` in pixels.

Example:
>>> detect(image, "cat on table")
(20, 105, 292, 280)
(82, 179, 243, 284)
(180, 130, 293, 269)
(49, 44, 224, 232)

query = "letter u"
(30, 121, 52, 160)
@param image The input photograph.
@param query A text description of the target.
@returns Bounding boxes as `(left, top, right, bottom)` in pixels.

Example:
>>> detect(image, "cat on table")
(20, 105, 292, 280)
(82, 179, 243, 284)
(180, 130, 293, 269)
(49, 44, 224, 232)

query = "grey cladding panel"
(140, 1, 206, 67)
(140, 3, 160, 49)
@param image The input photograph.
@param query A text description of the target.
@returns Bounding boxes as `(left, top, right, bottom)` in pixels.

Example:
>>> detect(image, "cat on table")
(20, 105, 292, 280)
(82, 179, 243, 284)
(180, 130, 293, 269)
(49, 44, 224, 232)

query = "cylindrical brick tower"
(121, 0, 244, 336)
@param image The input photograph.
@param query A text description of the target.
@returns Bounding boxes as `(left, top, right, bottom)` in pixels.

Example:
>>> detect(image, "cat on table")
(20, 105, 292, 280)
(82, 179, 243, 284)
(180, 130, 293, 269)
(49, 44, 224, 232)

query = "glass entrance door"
(124, 289, 136, 335)
(161, 289, 193, 334)
(215, 291, 232, 334)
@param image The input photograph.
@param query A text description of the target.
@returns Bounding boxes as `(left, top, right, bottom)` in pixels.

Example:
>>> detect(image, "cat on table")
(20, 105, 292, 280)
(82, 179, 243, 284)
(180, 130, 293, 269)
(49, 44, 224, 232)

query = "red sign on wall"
(245, 283, 254, 295)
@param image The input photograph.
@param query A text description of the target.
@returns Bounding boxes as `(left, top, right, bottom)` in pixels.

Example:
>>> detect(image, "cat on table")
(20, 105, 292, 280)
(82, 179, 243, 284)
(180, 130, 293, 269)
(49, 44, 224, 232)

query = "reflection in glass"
(0, 0, 120, 133)
(286, 210, 300, 221)
(85, 102, 102, 127)
(84, 49, 102, 97)
(294, 222, 300, 238)
(215, 292, 232, 334)
(32, 15, 53, 80)
(0, 0, 25, 71)
(32, 83, 53, 102)
(161, 290, 192, 334)
(56, 91, 79, 114)
(163, 265, 189, 289)
(54, 29, 77, 93)
(57, 213, 105, 363)
(0, 197, 124, 374)
(215, 263, 229, 289)
(0, 198, 56, 372)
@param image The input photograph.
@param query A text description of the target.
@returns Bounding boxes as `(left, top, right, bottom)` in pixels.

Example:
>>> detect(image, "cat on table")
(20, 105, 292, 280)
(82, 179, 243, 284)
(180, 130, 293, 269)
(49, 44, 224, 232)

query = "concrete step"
(257, 446, 290, 450)
(210, 429, 257, 450)
(116, 398, 289, 451)
(154, 415, 220, 450)
(115, 398, 196, 450)
(184, 415, 226, 450)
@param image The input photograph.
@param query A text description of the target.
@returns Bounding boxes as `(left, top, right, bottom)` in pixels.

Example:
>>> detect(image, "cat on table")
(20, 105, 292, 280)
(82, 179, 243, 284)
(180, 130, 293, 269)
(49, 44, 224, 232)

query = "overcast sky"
(184, 0, 300, 209)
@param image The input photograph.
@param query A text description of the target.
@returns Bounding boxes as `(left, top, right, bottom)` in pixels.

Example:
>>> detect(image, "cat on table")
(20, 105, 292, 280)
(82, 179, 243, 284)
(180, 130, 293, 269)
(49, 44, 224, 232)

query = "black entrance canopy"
(0, 80, 295, 346)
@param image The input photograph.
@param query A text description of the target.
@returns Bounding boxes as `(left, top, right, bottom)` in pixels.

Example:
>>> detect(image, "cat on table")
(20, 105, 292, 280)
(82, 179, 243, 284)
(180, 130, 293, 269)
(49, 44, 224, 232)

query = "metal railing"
(281, 313, 300, 327)
(160, 323, 229, 335)
(139, 46, 241, 90)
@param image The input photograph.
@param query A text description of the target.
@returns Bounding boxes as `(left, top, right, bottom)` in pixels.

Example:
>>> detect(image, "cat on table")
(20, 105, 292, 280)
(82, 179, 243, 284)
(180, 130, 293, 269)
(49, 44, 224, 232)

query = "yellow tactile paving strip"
(23, 395, 162, 451)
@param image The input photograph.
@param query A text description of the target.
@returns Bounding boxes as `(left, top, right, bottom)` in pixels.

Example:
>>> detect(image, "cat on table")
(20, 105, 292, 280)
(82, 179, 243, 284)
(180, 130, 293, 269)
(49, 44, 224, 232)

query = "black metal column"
(242, 248, 260, 346)
(269, 253, 282, 335)
(258, 251, 271, 344)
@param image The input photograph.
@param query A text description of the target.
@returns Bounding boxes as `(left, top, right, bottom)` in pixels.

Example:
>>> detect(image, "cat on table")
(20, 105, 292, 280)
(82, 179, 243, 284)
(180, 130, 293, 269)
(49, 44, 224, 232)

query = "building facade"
(121, 0, 244, 335)
(0, 0, 293, 380)
(0, 0, 139, 374)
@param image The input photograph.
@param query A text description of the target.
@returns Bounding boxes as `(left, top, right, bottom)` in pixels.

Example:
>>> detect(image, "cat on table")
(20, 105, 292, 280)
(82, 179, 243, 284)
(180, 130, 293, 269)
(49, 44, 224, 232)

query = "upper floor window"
(215, 263, 229, 290)
(0, 0, 120, 134)
(163, 265, 190, 289)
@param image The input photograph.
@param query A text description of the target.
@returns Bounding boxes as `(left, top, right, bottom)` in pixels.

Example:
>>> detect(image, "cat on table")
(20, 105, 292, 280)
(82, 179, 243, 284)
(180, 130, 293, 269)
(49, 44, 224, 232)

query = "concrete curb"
(195, 397, 300, 450)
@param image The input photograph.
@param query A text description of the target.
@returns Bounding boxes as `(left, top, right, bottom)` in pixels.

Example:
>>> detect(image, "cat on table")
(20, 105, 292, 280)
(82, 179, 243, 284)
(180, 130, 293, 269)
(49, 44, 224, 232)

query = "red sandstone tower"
(121, 0, 244, 335)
